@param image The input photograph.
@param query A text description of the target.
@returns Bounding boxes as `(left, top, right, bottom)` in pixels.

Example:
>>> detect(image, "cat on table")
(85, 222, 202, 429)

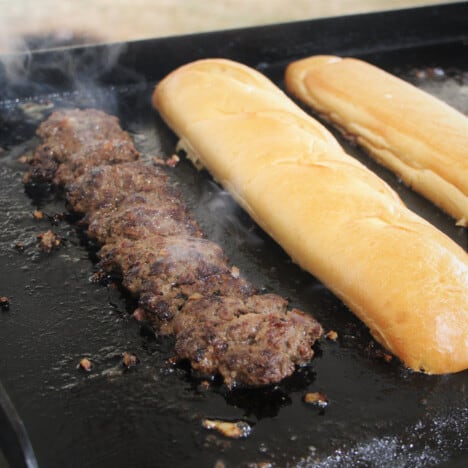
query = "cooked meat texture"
(86, 196, 202, 243)
(24, 107, 324, 387)
(139, 272, 257, 333)
(37, 109, 132, 156)
(99, 235, 230, 294)
(23, 145, 59, 183)
(173, 295, 323, 387)
(37, 230, 61, 252)
(25, 109, 134, 183)
(66, 162, 170, 213)
(53, 139, 139, 186)
(80, 190, 182, 227)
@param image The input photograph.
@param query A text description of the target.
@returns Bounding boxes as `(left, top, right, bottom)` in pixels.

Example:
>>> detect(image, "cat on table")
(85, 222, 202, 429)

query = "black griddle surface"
(0, 4, 467, 467)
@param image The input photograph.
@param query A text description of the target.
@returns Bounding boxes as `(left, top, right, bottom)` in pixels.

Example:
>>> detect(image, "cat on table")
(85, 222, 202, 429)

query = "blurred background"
(0, 0, 457, 53)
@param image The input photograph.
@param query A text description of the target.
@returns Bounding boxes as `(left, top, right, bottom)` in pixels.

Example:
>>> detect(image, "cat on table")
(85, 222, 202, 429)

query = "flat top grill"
(0, 4, 467, 467)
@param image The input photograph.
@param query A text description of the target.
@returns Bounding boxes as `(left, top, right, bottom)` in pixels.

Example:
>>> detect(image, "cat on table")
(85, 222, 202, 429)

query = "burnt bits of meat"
(23, 108, 323, 387)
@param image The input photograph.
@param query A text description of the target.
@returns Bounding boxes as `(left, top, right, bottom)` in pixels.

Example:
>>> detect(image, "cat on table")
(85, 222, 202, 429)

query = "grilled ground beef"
(24, 146, 59, 182)
(66, 162, 170, 213)
(86, 195, 202, 242)
(53, 139, 139, 186)
(23, 108, 323, 387)
(24, 109, 136, 183)
(173, 295, 320, 387)
(36, 109, 129, 145)
(99, 235, 231, 293)
(139, 273, 256, 333)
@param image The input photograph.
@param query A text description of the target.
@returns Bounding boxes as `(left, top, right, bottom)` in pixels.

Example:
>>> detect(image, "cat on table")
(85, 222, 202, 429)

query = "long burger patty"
(24, 108, 323, 387)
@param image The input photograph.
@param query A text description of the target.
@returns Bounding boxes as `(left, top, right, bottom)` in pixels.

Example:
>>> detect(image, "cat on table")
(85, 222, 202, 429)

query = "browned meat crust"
(66, 162, 170, 213)
(139, 272, 256, 333)
(37, 230, 62, 252)
(53, 139, 139, 186)
(173, 295, 321, 387)
(24, 146, 59, 182)
(24, 109, 137, 184)
(99, 235, 231, 293)
(86, 195, 203, 242)
(36, 109, 128, 144)
(23, 108, 323, 387)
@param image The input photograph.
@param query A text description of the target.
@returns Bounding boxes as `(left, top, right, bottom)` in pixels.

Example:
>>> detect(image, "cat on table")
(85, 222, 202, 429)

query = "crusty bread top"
(153, 58, 468, 375)
(284, 55, 468, 226)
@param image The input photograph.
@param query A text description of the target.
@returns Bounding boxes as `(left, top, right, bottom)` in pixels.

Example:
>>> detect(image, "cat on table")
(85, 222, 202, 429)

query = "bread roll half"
(285, 55, 468, 227)
(152, 58, 468, 375)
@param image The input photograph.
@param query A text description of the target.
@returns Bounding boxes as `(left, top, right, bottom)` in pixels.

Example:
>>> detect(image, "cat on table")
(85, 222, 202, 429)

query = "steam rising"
(0, 33, 32, 82)
(198, 180, 265, 249)
(0, 20, 132, 113)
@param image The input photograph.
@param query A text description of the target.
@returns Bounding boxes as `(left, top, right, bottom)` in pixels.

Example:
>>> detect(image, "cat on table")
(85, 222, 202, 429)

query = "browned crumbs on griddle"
(14, 241, 25, 252)
(303, 391, 328, 407)
(18, 154, 31, 164)
(0, 296, 10, 311)
(131, 307, 146, 322)
(37, 230, 61, 252)
(24, 108, 323, 387)
(375, 349, 393, 363)
(202, 419, 252, 439)
(166, 154, 180, 167)
(121, 352, 139, 368)
(325, 330, 338, 341)
(78, 357, 93, 371)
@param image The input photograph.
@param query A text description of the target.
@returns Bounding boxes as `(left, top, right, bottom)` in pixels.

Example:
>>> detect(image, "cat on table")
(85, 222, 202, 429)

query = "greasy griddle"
(0, 3, 467, 467)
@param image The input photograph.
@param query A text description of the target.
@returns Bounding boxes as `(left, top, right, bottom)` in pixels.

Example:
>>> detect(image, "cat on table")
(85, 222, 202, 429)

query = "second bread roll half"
(153, 58, 468, 375)
(285, 55, 468, 227)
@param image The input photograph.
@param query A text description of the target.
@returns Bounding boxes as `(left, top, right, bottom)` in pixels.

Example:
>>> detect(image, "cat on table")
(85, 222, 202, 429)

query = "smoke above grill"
(1, 5, 467, 466)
